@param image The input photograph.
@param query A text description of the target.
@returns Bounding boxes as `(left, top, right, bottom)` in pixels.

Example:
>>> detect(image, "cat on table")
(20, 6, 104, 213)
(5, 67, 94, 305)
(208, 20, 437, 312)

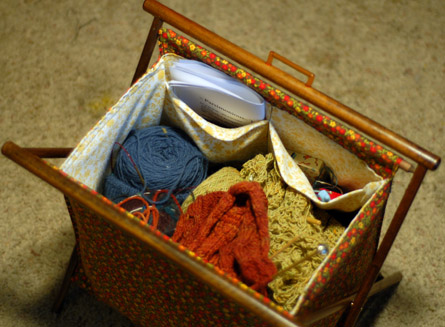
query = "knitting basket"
(2, 1, 440, 327)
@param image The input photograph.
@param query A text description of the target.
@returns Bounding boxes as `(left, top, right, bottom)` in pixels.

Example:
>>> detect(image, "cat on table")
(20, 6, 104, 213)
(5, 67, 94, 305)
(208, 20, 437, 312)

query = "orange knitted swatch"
(172, 181, 276, 293)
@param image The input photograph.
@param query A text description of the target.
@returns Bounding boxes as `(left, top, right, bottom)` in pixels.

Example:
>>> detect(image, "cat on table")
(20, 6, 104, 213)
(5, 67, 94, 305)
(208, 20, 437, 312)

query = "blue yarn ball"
(104, 126, 208, 204)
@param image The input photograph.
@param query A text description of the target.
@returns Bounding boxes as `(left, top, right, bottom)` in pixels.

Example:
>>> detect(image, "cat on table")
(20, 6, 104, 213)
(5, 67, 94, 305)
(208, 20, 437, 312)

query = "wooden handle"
(266, 51, 315, 87)
(143, 0, 440, 171)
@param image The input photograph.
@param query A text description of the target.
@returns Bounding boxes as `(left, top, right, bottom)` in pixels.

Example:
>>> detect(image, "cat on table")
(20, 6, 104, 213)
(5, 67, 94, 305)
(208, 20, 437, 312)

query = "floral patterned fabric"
(61, 52, 385, 213)
(157, 28, 402, 179)
(295, 180, 391, 321)
(153, 31, 398, 325)
(57, 28, 401, 327)
(65, 194, 286, 327)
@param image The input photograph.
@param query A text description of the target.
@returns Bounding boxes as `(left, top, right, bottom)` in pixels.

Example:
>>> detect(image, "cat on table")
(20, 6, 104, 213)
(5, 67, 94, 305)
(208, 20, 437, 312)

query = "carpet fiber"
(1, 0, 444, 326)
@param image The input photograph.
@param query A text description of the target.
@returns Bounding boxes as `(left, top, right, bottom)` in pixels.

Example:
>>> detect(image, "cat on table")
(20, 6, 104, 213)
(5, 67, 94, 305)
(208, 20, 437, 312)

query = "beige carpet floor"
(1, 0, 444, 326)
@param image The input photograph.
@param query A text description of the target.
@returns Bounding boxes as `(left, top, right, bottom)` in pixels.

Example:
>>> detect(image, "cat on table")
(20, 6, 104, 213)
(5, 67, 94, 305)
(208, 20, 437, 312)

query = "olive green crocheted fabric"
(181, 166, 244, 212)
(182, 153, 345, 311)
(239, 153, 345, 311)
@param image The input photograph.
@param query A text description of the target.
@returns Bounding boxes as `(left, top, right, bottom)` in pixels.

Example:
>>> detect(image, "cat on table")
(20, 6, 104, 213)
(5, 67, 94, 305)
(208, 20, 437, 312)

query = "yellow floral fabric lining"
(62, 53, 384, 212)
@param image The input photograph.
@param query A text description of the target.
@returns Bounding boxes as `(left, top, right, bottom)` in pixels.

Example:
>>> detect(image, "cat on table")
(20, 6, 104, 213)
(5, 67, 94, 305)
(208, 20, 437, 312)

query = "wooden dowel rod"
(143, 0, 440, 171)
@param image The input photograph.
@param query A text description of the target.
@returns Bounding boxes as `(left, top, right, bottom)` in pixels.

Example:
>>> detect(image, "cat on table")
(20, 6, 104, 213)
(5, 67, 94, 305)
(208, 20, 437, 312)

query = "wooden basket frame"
(2, 1, 441, 326)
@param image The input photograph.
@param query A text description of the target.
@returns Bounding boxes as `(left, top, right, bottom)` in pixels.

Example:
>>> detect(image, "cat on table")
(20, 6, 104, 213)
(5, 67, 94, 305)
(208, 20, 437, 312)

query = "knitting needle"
(270, 234, 301, 260)
(270, 232, 320, 260)
(306, 216, 322, 225)
(272, 244, 329, 279)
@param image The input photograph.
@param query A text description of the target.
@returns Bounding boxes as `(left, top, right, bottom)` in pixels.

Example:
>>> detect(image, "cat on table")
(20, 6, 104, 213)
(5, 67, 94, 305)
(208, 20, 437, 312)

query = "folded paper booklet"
(167, 59, 266, 127)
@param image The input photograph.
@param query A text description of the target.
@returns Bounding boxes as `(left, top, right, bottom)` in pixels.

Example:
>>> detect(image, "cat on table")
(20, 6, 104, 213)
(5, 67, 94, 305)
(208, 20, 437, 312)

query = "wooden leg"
(342, 165, 427, 327)
(131, 16, 164, 85)
(352, 272, 403, 326)
(52, 244, 79, 313)
(298, 272, 403, 326)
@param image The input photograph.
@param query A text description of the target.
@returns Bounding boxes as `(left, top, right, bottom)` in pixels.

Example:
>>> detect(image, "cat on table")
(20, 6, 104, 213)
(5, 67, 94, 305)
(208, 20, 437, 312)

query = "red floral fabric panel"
(157, 28, 402, 179)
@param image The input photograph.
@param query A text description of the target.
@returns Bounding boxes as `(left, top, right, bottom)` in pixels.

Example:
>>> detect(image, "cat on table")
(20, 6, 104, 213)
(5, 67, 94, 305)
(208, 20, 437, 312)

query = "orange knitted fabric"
(172, 181, 276, 293)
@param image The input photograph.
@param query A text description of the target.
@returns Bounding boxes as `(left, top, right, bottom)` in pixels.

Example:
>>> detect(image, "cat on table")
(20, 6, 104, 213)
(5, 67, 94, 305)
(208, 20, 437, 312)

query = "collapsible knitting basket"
(2, 1, 441, 327)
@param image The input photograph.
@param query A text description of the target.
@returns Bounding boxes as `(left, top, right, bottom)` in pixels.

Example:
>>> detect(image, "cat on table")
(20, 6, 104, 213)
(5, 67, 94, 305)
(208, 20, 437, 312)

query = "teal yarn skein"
(104, 125, 208, 205)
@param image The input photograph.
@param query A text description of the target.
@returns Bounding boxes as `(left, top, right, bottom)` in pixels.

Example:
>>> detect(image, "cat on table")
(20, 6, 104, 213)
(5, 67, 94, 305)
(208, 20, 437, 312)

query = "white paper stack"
(168, 59, 266, 127)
